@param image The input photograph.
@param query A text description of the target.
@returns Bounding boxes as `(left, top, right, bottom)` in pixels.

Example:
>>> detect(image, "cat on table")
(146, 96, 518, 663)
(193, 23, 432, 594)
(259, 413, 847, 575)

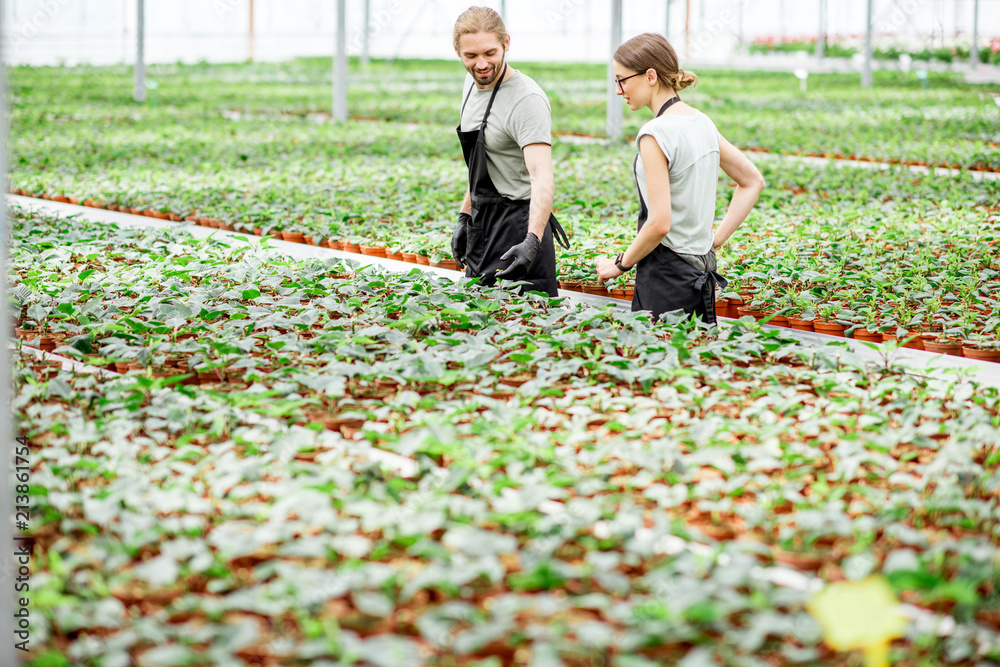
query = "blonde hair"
(614, 33, 698, 92)
(453, 6, 508, 51)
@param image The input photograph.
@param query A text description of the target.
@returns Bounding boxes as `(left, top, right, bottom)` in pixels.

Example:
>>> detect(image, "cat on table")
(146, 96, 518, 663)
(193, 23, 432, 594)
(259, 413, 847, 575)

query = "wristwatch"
(614, 252, 633, 272)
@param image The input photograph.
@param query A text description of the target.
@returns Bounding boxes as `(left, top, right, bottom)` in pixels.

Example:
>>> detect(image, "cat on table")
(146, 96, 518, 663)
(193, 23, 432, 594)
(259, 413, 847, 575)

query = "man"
(451, 6, 569, 297)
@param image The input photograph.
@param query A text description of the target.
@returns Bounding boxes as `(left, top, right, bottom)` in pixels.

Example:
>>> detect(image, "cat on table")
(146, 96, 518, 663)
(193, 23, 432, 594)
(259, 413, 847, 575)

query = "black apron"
(631, 99, 728, 325)
(457, 65, 569, 296)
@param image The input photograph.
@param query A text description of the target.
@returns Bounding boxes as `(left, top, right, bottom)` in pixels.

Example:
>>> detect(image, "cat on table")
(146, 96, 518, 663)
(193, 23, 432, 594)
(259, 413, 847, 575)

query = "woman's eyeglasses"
(614, 72, 642, 92)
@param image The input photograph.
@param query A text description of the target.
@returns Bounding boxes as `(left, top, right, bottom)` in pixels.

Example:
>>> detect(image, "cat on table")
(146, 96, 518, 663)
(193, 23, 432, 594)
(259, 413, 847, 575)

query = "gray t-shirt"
(460, 71, 551, 201)
(634, 109, 720, 256)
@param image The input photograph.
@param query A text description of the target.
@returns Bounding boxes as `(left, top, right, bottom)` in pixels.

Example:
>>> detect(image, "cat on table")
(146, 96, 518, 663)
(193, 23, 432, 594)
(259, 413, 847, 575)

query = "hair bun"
(674, 69, 699, 91)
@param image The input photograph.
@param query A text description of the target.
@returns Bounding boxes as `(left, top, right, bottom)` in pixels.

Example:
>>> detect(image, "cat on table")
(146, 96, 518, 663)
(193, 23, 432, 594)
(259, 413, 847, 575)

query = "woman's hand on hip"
(596, 257, 623, 282)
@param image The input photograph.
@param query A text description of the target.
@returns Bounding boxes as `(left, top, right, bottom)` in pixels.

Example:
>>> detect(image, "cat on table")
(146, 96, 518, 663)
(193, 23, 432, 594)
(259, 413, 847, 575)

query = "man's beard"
(470, 55, 505, 86)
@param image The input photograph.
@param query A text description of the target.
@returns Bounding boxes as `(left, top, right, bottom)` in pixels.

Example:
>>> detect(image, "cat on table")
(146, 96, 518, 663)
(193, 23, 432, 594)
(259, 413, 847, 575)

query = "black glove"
(496, 231, 541, 280)
(451, 212, 471, 265)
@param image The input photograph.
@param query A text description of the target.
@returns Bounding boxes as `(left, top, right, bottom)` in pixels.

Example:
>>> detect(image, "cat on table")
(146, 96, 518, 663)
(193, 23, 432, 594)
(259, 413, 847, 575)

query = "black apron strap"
(460, 81, 476, 117)
(479, 63, 507, 130)
(550, 217, 571, 249)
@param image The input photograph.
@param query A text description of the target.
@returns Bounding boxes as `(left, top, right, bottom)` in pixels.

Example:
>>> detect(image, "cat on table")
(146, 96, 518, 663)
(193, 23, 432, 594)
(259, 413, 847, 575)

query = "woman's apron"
(457, 65, 569, 296)
(631, 100, 728, 324)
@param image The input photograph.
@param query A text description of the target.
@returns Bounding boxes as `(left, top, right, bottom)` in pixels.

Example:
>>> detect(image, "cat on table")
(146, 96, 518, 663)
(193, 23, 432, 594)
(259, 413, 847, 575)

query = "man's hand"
(596, 257, 623, 282)
(496, 232, 541, 279)
(451, 212, 471, 265)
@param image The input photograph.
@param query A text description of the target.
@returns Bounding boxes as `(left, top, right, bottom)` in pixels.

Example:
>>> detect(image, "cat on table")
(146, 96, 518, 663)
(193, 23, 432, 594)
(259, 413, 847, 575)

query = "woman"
(596, 33, 765, 325)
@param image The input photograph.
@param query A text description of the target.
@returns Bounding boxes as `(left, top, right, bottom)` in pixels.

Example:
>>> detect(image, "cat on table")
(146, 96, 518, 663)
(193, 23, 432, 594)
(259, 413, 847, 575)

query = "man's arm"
(460, 187, 472, 215)
(523, 143, 554, 239)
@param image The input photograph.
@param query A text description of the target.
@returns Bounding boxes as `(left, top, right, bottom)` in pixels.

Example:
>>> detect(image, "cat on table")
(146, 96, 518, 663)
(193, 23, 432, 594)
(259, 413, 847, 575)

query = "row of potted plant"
(13, 57, 998, 170)
(12, 162, 1000, 357)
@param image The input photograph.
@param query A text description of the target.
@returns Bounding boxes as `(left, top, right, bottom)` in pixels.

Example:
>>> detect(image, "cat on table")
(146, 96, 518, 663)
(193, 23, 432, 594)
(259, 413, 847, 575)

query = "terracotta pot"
(736, 307, 766, 319)
(52, 195, 71, 203)
(772, 549, 829, 573)
(401, 252, 418, 264)
(560, 282, 583, 291)
(963, 346, 1000, 362)
(253, 227, 263, 236)
(304, 235, 316, 246)
(386, 252, 406, 262)
(609, 288, 626, 300)
(360, 245, 387, 258)
(281, 231, 306, 243)
(883, 331, 924, 350)
(852, 329, 883, 343)
(343, 243, 362, 254)
(326, 239, 341, 249)
(582, 285, 609, 296)
(764, 313, 789, 327)
(813, 320, 846, 337)
(714, 299, 731, 318)
(922, 339, 965, 357)
(415, 255, 431, 265)
(197, 369, 225, 384)
(431, 259, 461, 271)
(17, 329, 60, 351)
(788, 318, 815, 331)
(623, 287, 635, 299)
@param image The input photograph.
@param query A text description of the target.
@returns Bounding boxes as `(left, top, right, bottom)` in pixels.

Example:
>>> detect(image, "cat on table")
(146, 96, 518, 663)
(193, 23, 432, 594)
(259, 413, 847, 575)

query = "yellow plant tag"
(806, 576, 907, 667)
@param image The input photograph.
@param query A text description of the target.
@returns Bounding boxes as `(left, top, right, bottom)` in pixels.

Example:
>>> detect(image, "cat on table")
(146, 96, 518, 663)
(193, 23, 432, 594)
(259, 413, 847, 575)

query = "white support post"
(362, 0, 371, 67)
(0, 10, 17, 667)
(665, 0, 671, 40)
(607, 0, 623, 140)
(501, 0, 507, 22)
(970, 0, 980, 66)
(684, 0, 691, 58)
(334, 0, 348, 122)
(817, 0, 826, 60)
(862, 0, 873, 87)
(134, 0, 146, 102)
(248, 0, 255, 62)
